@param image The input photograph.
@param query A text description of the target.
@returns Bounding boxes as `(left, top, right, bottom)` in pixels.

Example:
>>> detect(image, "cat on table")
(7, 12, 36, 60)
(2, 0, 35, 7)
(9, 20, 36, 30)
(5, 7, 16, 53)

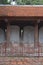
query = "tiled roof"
(0, 5, 43, 17)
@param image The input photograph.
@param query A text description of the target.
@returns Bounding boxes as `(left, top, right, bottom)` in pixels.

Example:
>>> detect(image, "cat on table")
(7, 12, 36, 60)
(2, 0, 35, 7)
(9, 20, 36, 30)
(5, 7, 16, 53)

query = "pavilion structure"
(0, 5, 43, 65)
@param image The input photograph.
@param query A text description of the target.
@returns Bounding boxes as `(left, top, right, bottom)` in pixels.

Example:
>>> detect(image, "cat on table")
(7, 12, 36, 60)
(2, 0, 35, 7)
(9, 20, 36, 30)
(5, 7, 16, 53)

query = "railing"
(0, 42, 43, 65)
(0, 42, 43, 57)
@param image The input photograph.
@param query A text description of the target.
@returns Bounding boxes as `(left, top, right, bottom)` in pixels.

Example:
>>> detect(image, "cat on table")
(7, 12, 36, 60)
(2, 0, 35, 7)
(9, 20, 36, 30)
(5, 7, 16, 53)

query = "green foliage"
(0, 0, 10, 4)
(16, 0, 43, 5)
(0, 0, 43, 5)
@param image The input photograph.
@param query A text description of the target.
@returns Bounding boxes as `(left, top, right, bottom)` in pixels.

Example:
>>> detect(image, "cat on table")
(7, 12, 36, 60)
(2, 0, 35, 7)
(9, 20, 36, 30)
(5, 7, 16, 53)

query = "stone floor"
(0, 57, 43, 65)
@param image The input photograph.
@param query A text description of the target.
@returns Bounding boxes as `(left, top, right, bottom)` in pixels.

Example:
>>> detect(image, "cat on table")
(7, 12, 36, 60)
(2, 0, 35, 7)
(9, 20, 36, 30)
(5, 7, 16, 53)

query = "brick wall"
(0, 57, 43, 65)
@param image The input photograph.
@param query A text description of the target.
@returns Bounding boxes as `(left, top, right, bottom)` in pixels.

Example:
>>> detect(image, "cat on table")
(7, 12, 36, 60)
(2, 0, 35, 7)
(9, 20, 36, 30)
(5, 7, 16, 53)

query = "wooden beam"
(6, 22, 10, 42)
(34, 23, 39, 47)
